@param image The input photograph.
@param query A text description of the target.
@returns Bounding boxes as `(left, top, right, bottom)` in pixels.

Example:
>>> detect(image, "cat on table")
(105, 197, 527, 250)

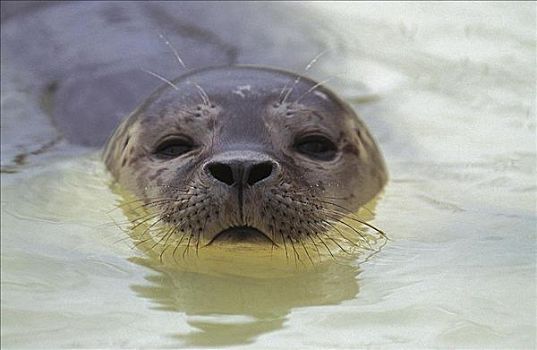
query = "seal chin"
(208, 226, 273, 245)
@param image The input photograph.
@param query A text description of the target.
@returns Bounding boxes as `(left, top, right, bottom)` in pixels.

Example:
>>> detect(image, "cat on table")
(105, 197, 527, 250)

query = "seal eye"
(294, 135, 337, 161)
(154, 138, 194, 159)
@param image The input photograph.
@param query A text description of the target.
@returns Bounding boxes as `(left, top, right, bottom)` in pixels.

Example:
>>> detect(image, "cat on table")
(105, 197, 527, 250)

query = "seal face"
(104, 66, 387, 245)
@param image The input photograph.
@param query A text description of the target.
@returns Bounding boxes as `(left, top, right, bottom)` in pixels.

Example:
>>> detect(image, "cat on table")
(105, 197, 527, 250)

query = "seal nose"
(206, 160, 274, 186)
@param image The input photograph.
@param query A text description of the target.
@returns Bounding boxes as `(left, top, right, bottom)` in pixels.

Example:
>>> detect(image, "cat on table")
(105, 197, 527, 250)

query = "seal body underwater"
(104, 66, 387, 245)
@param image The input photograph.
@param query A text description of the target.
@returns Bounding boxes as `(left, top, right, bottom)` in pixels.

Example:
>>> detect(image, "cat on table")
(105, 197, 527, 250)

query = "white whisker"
(281, 49, 330, 104)
(158, 32, 187, 69)
(294, 73, 345, 104)
(141, 68, 178, 90)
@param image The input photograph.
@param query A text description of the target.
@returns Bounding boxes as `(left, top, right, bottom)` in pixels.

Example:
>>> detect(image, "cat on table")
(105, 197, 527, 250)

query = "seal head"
(104, 66, 387, 245)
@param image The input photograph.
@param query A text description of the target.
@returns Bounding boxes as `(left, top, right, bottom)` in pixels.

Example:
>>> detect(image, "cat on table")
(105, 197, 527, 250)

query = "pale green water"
(1, 2, 536, 349)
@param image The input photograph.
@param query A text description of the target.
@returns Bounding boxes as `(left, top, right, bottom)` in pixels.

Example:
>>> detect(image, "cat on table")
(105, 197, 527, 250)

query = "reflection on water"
(130, 255, 359, 347)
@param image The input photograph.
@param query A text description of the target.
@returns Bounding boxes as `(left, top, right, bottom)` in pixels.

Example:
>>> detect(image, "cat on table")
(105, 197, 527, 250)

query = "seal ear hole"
(294, 134, 338, 161)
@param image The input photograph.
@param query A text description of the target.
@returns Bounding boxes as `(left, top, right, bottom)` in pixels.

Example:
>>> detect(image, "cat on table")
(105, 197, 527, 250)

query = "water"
(1, 2, 535, 349)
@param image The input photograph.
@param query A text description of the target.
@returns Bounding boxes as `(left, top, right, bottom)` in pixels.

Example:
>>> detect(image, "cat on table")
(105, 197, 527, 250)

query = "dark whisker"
(316, 199, 388, 238)
(117, 199, 180, 214)
(280, 230, 289, 262)
(305, 231, 322, 260)
(320, 230, 352, 255)
(299, 238, 315, 265)
(288, 237, 300, 267)
(159, 227, 177, 262)
(135, 216, 167, 243)
(144, 183, 207, 193)
(150, 226, 174, 251)
(130, 213, 162, 231)
(172, 230, 189, 263)
(310, 228, 335, 259)
(183, 233, 194, 259)
(320, 218, 373, 251)
(321, 211, 374, 246)
(132, 228, 168, 250)
(107, 197, 172, 213)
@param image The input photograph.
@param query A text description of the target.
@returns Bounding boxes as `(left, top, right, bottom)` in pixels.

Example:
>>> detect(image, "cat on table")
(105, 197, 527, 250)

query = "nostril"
(207, 163, 234, 185)
(206, 160, 275, 186)
(247, 162, 273, 186)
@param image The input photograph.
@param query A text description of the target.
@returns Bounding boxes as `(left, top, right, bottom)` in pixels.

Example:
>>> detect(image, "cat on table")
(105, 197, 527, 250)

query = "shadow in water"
(130, 255, 361, 347)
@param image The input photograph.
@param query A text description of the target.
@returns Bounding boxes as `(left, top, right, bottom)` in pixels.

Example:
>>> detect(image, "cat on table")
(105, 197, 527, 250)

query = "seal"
(104, 65, 387, 247)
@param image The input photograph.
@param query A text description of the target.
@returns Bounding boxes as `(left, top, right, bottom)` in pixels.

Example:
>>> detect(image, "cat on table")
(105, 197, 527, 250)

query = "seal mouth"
(208, 226, 273, 245)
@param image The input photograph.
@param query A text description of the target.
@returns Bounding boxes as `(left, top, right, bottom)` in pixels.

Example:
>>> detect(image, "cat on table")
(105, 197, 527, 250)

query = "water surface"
(1, 2, 535, 349)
